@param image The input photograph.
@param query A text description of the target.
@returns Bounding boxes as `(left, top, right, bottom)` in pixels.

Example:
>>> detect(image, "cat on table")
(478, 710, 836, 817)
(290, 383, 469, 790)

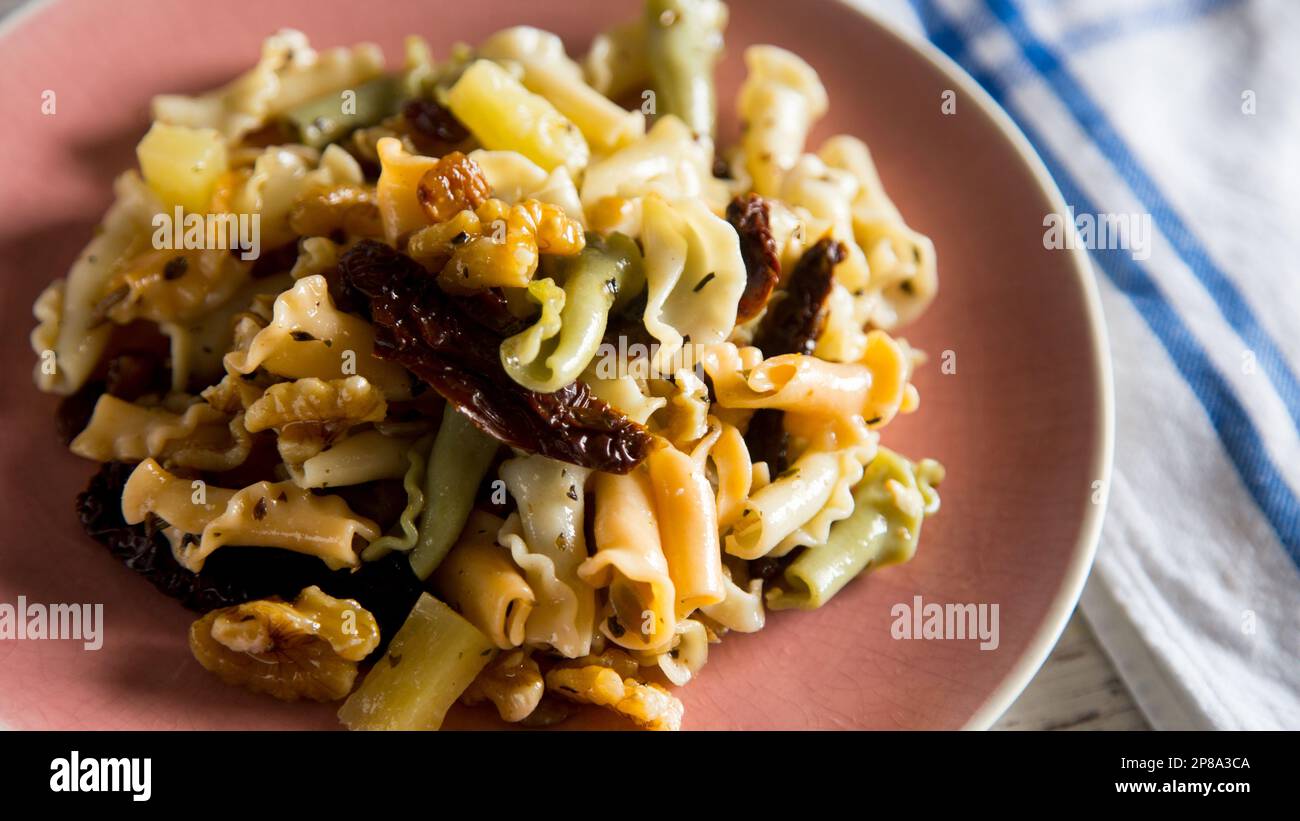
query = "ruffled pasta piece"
(545, 665, 683, 731)
(813, 282, 870, 363)
(434, 512, 536, 650)
(636, 618, 710, 686)
(244, 376, 387, 464)
(70, 395, 251, 471)
(646, 440, 726, 614)
(703, 332, 913, 439)
(121, 458, 379, 572)
(707, 419, 753, 530)
(580, 364, 668, 425)
(375, 137, 439, 244)
(819, 135, 938, 329)
(480, 27, 645, 153)
(103, 247, 252, 327)
(737, 45, 828, 197)
(500, 233, 640, 393)
(652, 368, 710, 450)
(225, 274, 412, 399)
(357, 434, 431, 554)
(152, 29, 384, 142)
(497, 455, 595, 658)
(640, 194, 747, 375)
(579, 116, 725, 212)
(725, 441, 874, 559)
(32, 172, 158, 395)
(234, 144, 366, 249)
(290, 236, 341, 280)
(580, 468, 677, 652)
(700, 568, 765, 633)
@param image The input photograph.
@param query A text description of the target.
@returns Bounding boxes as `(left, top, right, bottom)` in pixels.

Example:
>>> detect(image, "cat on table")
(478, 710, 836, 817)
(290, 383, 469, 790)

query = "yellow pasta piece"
(70, 395, 251, 472)
(434, 512, 536, 650)
(446, 59, 590, 173)
(646, 443, 726, 615)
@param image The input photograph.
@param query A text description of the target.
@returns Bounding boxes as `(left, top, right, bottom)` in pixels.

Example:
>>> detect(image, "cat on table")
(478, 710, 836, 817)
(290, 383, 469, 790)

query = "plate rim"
(829, 1, 1116, 730)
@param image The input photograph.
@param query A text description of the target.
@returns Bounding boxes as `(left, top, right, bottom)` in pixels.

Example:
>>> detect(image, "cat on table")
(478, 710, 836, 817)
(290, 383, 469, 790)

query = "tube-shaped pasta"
(700, 569, 765, 632)
(737, 45, 828, 196)
(646, 442, 725, 614)
(446, 59, 590, 173)
(434, 512, 536, 649)
(584, 19, 648, 100)
(580, 468, 677, 651)
(291, 430, 415, 489)
(708, 420, 753, 530)
(339, 593, 497, 730)
(480, 27, 645, 153)
(767, 449, 943, 610)
(410, 408, 501, 580)
(501, 233, 642, 393)
(724, 442, 873, 560)
(645, 0, 728, 137)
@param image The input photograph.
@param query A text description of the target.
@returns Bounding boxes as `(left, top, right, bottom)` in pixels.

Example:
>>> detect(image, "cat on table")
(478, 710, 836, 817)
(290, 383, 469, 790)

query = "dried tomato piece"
(402, 99, 470, 156)
(337, 240, 654, 473)
(751, 237, 845, 357)
(743, 408, 789, 476)
(726, 194, 780, 323)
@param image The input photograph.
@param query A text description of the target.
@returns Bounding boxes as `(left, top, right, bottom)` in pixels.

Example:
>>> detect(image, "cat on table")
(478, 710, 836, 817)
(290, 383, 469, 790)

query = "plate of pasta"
(0, 0, 1110, 730)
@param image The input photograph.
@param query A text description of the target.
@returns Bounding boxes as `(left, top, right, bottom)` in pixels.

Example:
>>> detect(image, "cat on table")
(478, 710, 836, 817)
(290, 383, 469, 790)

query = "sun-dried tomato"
(751, 237, 844, 357)
(337, 240, 654, 473)
(726, 194, 780, 323)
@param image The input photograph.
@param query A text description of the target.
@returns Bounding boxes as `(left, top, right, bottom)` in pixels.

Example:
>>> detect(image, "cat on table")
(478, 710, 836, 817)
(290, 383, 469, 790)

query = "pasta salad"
(32, 0, 943, 731)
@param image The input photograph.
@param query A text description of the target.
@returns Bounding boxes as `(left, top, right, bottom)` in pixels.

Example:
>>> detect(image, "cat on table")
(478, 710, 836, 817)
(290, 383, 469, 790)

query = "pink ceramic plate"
(0, 0, 1111, 729)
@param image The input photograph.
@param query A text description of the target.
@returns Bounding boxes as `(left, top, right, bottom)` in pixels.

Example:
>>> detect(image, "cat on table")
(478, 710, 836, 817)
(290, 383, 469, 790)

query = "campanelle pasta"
(34, 2, 943, 731)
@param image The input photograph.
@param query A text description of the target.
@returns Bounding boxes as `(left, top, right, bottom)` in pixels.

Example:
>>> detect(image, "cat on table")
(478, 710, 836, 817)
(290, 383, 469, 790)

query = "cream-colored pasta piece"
(640, 194, 747, 375)
(497, 455, 595, 658)
(375, 137, 438, 245)
(224, 274, 411, 400)
(641, 618, 710, 686)
(121, 458, 379, 571)
(435, 512, 537, 649)
(32, 172, 158, 396)
(580, 364, 667, 425)
(244, 376, 387, 464)
(579, 116, 726, 212)
(480, 27, 645, 153)
(779, 154, 871, 292)
(813, 282, 870, 363)
(232, 144, 365, 249)
(707, 418, 753, 530)
(580, 468, 677, 652)
(699, 568, 765, 633)
(583, 19, 648, 100)
(646, 441, 726, 615)
(70, 395, 251, 472)
(725, 441, 874, 559)
(819, 135, 938, 329)
(152, 30, 385, 142)
(290, 237, 340, 280)
(651, 368, 710, 450)
(737, 45, 828, 197)
(161, 272, 294, 393)
(467, 149, 548, 204)
(289, 430, 415, 489)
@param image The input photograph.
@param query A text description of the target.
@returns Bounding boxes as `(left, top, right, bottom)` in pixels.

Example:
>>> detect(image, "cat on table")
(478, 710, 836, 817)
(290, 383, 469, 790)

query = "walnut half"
(190, 586, 380, 702)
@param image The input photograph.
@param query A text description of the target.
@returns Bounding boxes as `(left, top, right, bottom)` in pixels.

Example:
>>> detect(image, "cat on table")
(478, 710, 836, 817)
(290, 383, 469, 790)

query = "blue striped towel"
(855, 0, 1300, 729)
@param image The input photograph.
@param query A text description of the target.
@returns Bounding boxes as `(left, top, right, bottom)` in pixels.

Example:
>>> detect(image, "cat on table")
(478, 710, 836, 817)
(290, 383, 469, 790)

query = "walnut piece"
(545, 666, 683, 731)
(437, 198, 585, 292)
(244, 375, 387, 464)
(461, 649, 544, 723)
(190, 585, 380, 702)
(416, 150, 491, 224)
